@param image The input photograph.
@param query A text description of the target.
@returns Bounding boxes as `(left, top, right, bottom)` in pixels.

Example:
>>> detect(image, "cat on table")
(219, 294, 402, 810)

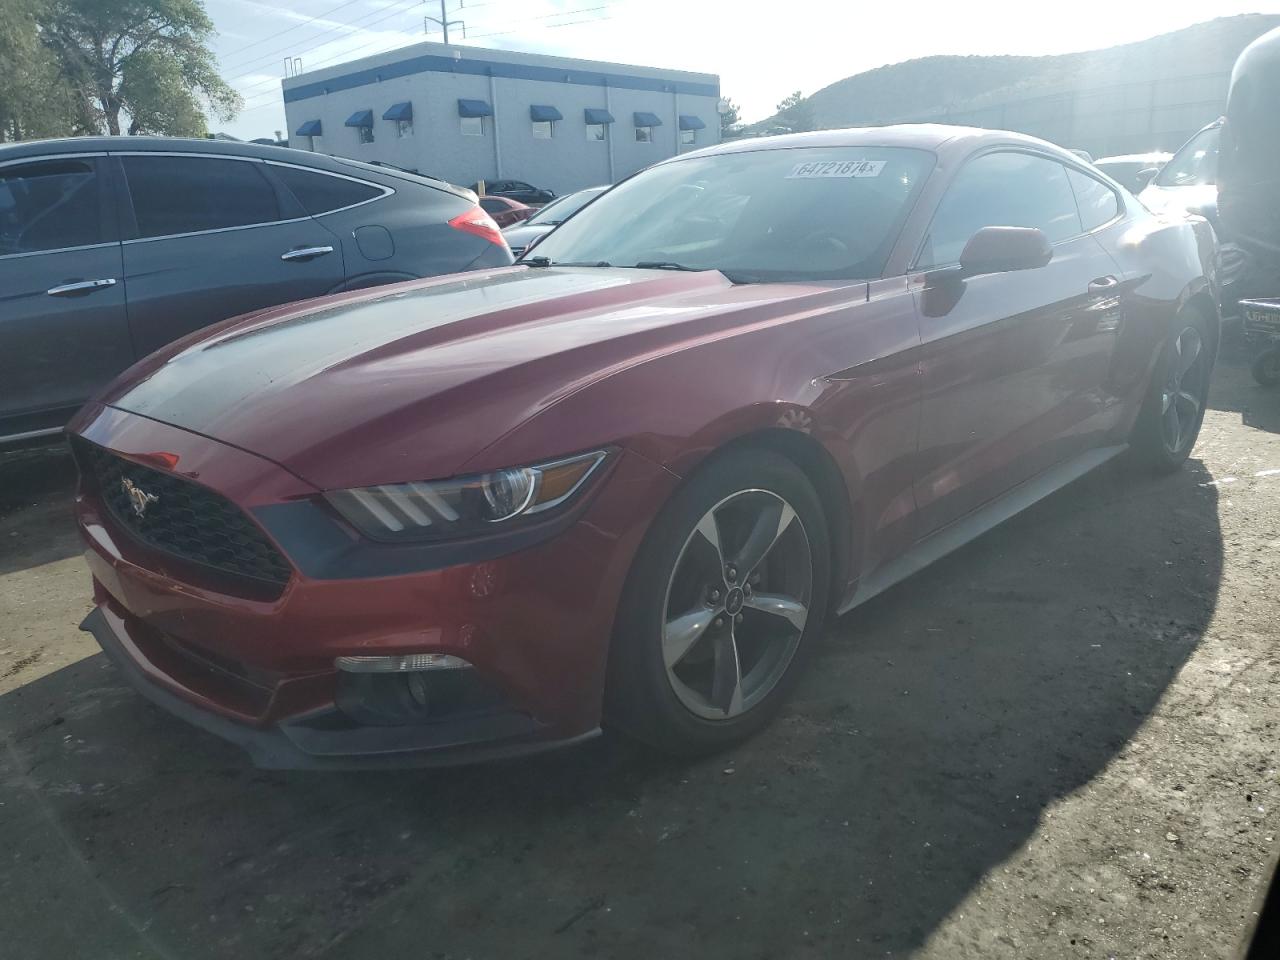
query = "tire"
(1128, 307, 1215, 474)
(605, 448, 831, 755)
(1251, 348, 1280, 387)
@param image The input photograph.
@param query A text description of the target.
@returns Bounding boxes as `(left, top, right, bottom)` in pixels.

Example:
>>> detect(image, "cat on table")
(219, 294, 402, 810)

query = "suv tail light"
(448, 206, 507, 247)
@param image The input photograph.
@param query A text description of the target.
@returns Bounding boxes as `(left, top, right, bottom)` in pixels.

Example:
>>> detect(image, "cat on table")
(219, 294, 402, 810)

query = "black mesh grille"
(77, 440, 292, 593)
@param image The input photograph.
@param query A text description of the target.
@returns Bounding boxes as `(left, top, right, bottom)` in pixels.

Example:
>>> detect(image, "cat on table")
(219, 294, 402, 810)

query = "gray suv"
(0, 137, 512, 443)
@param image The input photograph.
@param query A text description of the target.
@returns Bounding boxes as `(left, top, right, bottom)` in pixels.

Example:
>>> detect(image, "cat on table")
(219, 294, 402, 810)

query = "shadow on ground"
(0, 439, 79, 575)
(1211, 334, 1280, 435)
(0, 448, 1222, 958)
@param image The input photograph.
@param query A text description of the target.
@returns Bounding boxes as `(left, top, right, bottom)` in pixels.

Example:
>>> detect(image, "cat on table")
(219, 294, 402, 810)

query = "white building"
(282, 42, 721, 193)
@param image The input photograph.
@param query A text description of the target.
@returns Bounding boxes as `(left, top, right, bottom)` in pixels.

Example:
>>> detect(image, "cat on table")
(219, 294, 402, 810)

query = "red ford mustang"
(70, 125, 1218, 768)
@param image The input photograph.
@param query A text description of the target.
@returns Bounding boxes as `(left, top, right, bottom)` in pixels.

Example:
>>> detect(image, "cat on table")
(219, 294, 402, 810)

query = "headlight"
(325, 449, 608, 542)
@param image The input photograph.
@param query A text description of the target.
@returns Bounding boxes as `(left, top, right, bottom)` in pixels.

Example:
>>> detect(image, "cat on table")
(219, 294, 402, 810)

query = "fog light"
(335, 654, 472, 673)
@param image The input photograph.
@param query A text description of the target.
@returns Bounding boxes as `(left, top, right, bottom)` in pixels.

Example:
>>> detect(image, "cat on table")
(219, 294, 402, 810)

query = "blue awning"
(295, 119, 322, 137)
(344, 109, 373, 127)
(678, 114, 706, 131)
(530, 104, 563, 122)
(457, 98, 493, 118)
(382, 102, 413, 121)
(633, 111, 663, 127)
(584, 108, 615, 125)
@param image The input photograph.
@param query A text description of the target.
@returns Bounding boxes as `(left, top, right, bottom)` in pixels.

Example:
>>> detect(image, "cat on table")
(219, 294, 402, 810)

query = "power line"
(224, 0, 423, 84)
(234, 1, 619, 112)
(220, 0, 369, 65)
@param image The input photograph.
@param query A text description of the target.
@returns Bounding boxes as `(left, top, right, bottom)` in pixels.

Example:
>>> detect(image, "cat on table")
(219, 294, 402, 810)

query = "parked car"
(1138, 119, 1222, 218)
(502, 185, 608, 256)
(71, 125, 1217, 769)
(483, 178, 556, 205)
(0, 137, 511, 444)
(478, 194, 534, 228)
(1094, 151, 1172, 193)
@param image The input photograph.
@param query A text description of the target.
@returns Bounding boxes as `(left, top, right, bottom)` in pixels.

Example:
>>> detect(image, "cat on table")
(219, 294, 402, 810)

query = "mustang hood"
(102, 267, 834, 490)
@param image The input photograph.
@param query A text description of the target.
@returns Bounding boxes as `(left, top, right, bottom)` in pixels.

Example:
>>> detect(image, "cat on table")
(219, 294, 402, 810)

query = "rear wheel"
(1251, 347, 1280, 387)
(605, 449, 830, 755)
(1129, 309, 1213, 473)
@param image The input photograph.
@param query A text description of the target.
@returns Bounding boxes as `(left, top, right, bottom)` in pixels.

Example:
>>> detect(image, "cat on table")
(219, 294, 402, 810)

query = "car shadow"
(0, 451, 1222, 959)
(0, 440, 80, 575)
(1209, 334, 1280, 435)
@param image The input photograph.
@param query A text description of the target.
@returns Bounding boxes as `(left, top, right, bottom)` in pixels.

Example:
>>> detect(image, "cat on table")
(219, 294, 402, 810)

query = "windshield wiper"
(519, 258, 612, 268)
(630, 261, 707, 271)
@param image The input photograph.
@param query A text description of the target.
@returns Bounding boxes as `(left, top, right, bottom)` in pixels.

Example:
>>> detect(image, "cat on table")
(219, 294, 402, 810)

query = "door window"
(272, 165, 383, 215)
(122, 155, 280, 239)
(917, 151, 1083, 268)
(0, 159, 103, 256)
(1067, 168, 1120, 231)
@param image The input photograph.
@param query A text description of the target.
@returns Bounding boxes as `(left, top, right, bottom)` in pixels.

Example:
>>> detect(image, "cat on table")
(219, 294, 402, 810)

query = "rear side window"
(0, 159, 102, 255)
(273, 165, 382, 215)
(1067, 169, 1120, 231)
(919, 151, 1082, 268)
(1155, 126, 1219, 187)
(123, 156, 279, 239)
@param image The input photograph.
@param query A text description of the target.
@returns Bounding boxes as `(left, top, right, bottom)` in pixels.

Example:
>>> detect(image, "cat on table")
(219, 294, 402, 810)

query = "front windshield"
(1154, 126, 1220, 187)
(531, 146, 935, 282)
(526, 188, 603, 226)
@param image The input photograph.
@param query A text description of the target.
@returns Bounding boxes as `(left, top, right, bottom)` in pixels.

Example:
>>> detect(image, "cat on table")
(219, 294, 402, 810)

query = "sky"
(209, 0, 1278, 140)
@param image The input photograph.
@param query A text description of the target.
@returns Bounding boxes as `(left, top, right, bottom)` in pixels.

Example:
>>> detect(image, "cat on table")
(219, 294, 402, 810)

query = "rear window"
(273, 165, 383, 216)
(1155, 126, 1219, 187)
(530, 146, 935, 282)
(124, 155, 279, 239)
(1068, 168, 1121, 231)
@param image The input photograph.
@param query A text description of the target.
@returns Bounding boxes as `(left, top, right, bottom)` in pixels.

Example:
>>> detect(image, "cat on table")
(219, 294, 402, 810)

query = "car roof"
(671, 123, 1090, 166)
(0, 135, 475, 200)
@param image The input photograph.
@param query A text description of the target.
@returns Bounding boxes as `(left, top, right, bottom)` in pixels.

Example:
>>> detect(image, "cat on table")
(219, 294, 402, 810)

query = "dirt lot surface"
(2, 342, 1279, 960)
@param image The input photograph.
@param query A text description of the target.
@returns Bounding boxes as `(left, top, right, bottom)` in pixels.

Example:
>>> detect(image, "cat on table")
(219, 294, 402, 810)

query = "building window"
(461, 116, 483, 137)
(636, 126, 654, 143)
(396, 120, 413, 138)
(357, 125, 374, 144)
(587, 124, 606, 142)
(532, 120, 554, 139)
(680, 128, 696, 145)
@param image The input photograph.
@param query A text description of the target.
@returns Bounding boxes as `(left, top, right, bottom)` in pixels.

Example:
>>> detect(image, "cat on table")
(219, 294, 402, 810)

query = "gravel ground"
(1, 341, 1278, 960)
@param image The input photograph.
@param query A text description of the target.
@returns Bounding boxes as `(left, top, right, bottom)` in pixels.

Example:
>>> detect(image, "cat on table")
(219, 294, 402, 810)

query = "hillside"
(750, 14, 1280, 133)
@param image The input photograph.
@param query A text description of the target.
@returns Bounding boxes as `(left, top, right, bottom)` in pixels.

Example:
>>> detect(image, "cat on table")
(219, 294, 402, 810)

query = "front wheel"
(1251, 347, 1280, 387)
(1129, 309, 1214, 473)
(605, 449, 830, 755)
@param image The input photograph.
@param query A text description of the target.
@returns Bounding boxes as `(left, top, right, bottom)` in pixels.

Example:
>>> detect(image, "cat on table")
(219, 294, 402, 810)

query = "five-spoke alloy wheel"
(607, 449, 830, 754)
(1131, 309, 1214, 473)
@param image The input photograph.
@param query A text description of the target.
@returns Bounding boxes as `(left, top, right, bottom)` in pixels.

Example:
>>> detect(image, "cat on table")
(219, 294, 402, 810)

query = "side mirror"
(958, 226, 1052, 277)
(1135, 166, 1160, 189)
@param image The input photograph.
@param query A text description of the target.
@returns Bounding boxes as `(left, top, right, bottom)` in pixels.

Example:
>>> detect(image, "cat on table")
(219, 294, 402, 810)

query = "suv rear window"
(123, 155, 279, 239)
(273, 165, 383, 216)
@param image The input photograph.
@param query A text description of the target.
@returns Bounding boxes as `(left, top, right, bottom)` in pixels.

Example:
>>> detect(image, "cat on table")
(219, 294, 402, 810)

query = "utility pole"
(424, 0, 465, 43)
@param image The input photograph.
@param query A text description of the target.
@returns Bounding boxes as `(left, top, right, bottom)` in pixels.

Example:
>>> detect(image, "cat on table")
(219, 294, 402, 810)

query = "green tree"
(775, 90, 816, 134)
(40, 0, 241, 136)
(719, 97, 742, 139)
(0, 0, 81, 140)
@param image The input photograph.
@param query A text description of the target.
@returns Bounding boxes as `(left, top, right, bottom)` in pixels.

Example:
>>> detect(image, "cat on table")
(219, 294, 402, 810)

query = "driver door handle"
(47, 278, 117, 297)
(1088, 275, 1120, 293)
(281, 245, 334, 262)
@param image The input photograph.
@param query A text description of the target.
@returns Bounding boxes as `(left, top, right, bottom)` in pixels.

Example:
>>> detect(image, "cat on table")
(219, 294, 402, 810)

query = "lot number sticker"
(787, 160, 886, 179)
